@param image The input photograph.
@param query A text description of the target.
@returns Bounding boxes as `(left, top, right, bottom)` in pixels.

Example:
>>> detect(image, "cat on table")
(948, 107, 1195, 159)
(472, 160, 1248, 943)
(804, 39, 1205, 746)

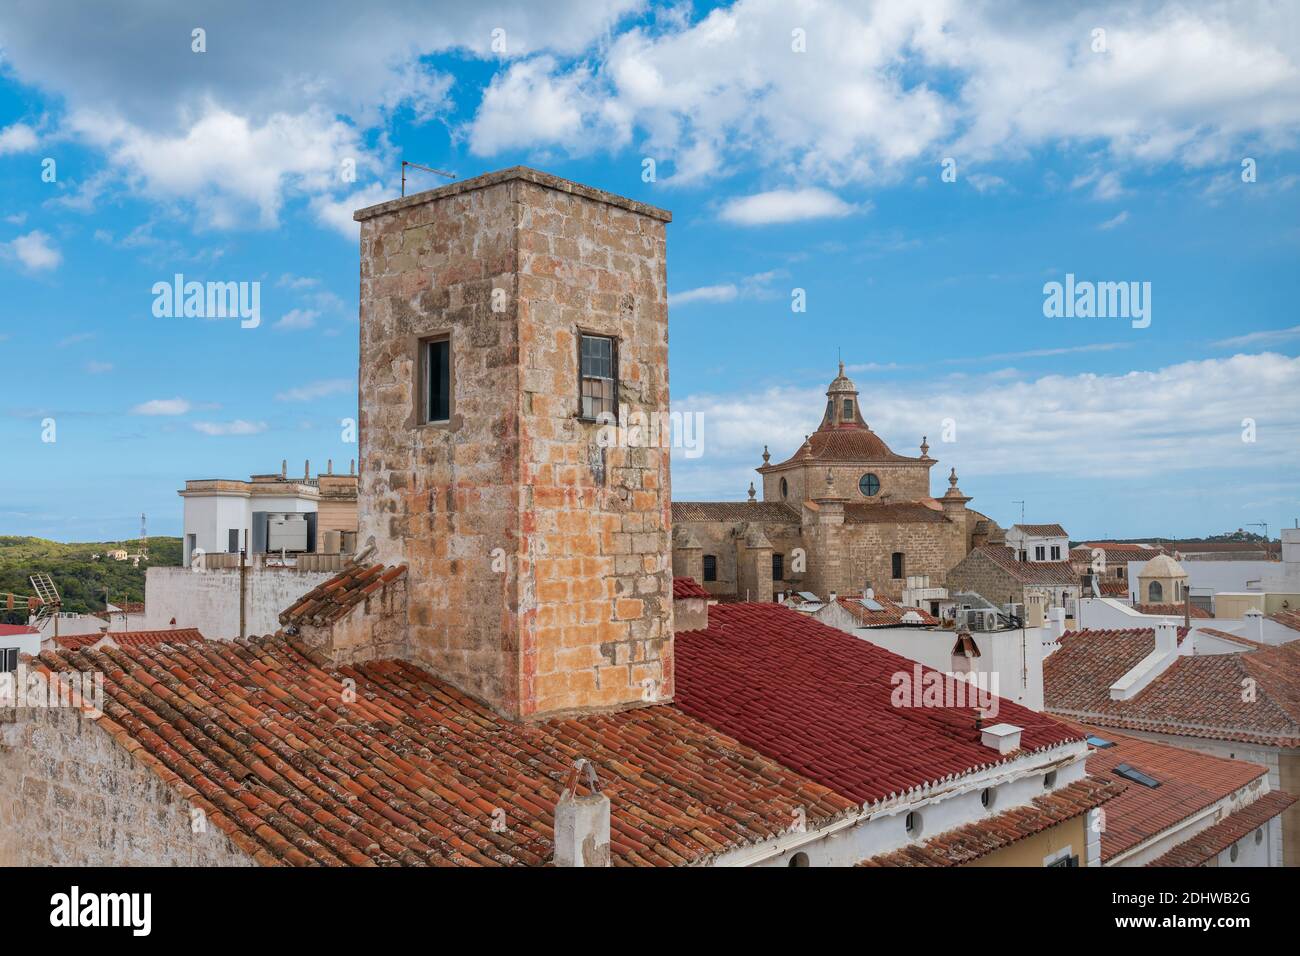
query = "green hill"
(0, 536, 182, 623)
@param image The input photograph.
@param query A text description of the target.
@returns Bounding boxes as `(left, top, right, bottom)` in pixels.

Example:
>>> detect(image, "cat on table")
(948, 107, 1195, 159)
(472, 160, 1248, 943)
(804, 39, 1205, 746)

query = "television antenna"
(1012, 500, 1025, 524)
(401, 161, 456, 197)
(1, 573, 62, 635)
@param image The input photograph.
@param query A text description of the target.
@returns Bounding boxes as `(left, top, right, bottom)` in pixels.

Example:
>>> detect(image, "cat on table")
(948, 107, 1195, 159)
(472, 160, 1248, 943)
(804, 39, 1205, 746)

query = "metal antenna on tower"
(1012, 500, 1025, 524)
(401, 161, 456, 197)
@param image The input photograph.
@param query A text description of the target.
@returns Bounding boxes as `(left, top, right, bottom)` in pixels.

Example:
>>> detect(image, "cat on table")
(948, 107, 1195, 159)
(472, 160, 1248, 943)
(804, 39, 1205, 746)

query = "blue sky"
(1, 0, 1298, 543)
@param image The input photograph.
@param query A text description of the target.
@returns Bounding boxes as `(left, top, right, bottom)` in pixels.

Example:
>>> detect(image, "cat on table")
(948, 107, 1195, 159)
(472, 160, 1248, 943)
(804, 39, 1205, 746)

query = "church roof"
(672, 501, 798, 523)
(1137, 553, 1185, 578)
(769, 426, 915, 467)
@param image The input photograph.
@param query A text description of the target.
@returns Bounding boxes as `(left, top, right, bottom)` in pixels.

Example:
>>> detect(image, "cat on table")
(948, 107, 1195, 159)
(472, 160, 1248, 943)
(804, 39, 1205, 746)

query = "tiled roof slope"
(1147, 790, 1296, 866)
(672, 577, 710, 599)
(1098, 579, 1130, 597)
(1044, 629, 1300, 747)
(1014, 524, 1068, 537)
(1134, 603, 1211, 618)
(1071, 723, 1270, 862)
(675, 603, 1084, 806)
(53, 628, 206, 650)
(769, 425, 914, 467)
(859, 777, 1121, 867)
(32, 637, 854, 867)
(973, 546, 1080, 586)
(281, 563, 407, 627)
(671, 501, 798, 522)
(835, 595, 939, 628)
(842, 502, 948, 525)
(1271, 610, 1300, 634)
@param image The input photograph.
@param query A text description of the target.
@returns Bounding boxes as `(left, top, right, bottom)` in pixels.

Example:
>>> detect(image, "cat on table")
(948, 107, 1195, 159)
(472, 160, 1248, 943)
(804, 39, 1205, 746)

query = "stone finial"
(920, 436, 930, 458)
(761, 445, 770, 465)
(747, 481, 757, 502)
(948, 467, 959, 489)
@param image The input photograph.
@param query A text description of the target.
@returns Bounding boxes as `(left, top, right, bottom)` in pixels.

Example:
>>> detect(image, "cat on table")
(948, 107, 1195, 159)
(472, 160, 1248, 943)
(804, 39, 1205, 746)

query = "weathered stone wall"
(839, 521, 964, 600)
(673, 519, 801, 598)
(356, 170, 673, 719)
(145, 566, 337, 639)
(764, 460, 933, 504)
(945, 550, 1021, 604)
(299, 578, 409, 665)
(0, 705, 252, 866)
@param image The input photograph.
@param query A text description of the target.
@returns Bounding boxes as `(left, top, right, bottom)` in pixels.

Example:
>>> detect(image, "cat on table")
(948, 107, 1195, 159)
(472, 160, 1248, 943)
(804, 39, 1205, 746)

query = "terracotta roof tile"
(671, 502, 798, 522)
(675, 602, 1084, 806)
(672, 577, 710, 599)
(1013, 524, 1068, 537)
(281, 563, 408, 627)
(834, 595, 938, 628)
(858, 777, 1121, 866)
(1270, 609, 1300, 634)
(1146, 790, 1296, 866)
(1045, 628, 1300, 747)
(968, 546, 1080, 586)
(768, 423, 914, 468)
(32, 637, 855, 866)
(53, 628, 206, 650)
(1068, 723, 1271, 862)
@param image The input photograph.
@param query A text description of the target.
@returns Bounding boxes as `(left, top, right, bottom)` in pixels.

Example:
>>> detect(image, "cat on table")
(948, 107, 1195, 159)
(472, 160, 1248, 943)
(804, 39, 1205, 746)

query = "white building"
(1005, 523, 1070, 564)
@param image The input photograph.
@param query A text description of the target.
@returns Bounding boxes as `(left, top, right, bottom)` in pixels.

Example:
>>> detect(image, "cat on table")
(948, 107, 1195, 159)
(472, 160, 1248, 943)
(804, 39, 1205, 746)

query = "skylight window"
(1085, 735, 1115, 749)
(1114, 763, 1160, 788)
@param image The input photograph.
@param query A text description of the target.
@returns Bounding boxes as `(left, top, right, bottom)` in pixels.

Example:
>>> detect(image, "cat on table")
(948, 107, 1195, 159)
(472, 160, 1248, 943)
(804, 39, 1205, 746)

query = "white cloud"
(192, 420, 268, 436)
(0, 123, 38, 154)
(1213, 324, 1300, 348)
(719, 188, 858, 226)
(275, 378, 353, 402)
(5, 230, 61, 271)
(85, 361, 113, 374)
(670, 353, 1300, 499)
(1098, 210, 1130, 230)
(967, 173, 1007, 193)
(131, 398, 192, 416)
(273, 308, 319, 331)
(669, 283, 739, 307)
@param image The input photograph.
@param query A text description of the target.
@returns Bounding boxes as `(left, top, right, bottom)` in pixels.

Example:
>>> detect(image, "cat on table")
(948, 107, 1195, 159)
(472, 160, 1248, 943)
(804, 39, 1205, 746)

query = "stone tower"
(353, 167, 673, 720)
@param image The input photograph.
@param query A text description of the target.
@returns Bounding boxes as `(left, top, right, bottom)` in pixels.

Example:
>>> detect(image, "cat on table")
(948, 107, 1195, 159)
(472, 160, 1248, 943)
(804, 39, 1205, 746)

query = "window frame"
(891, 551, 905, 579)
(577, 331, 619, 423)
(411, 331, 454, 428)
(772, 553, 784, 581)
(858, 472, 880, 497)
(702, 554, 717, 583)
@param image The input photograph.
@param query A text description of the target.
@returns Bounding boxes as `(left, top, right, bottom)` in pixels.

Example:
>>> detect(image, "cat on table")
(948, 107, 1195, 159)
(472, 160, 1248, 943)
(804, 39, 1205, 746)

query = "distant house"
(946, 545, 1081, 613)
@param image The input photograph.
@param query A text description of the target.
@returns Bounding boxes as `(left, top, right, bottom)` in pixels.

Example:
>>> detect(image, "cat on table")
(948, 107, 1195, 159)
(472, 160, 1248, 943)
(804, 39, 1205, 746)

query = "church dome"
(766, 362, 914, 466)
(1138, 554, 1186, 578)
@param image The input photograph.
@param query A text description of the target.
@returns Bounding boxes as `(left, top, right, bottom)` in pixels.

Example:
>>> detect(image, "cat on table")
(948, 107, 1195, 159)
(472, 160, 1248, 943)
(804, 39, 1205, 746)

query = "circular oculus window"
(858, 473, 880, 497)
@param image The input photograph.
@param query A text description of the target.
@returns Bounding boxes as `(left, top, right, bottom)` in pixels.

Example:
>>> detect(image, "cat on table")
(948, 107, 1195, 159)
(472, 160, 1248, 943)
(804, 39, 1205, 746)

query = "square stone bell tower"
(352, 167, 673, 720)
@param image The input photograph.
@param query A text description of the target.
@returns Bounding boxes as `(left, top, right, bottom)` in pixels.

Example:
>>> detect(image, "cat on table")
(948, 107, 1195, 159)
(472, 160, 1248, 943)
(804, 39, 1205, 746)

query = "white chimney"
(1244, 608, 1265, 642)
(1154, 619, 1178, 654)
(864, 586, 875, 601)
(554, 760, 610, 867)
(980, 723, 1023, 755)
(829, 591, 837, 604)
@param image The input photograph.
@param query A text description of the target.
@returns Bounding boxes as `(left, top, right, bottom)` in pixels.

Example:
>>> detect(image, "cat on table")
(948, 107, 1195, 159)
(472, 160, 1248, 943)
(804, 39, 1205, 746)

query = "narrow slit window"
(426, 338, 450, 423)
(891, 552, 905, 579)
(702, 555, 717, 582)
(580, 334, 617, 421)
(842, 398, 853, 419)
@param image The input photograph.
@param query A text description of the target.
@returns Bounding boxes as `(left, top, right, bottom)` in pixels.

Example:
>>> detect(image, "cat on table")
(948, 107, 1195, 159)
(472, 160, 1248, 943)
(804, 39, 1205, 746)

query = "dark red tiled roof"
(967, 546, 1080, 586)
(281, 563, 407, 627)
(672, 577, 710, 599)
(1271, 609, 1300, 634)
(834, 595, 939, 628)
(859, 777, 1121, 867)
(1147, 790, 1296, 867)
(1134, 603, 1211, 618)
(671, 501, 798, 522)
(1098, 579, 1130, 597)
(842, 502, 948, 525)
(1071, 723, 1270, 862)
(1044, 629, 1300, 747)
(768, 423, 914, 468)
(1013, 524, 1068, 537)
(0, 623, 38, 637)
(675, 603, 1084, 806)
(33, 637, 854, 867)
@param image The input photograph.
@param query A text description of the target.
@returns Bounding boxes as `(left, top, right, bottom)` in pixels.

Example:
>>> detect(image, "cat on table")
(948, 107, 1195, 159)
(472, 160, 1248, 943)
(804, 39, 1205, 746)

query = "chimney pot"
(829, 591, 837, 604)
(980, 723, 1023, 754)
(1155, 619, 1178, 653)
(554, 761, 610, 867)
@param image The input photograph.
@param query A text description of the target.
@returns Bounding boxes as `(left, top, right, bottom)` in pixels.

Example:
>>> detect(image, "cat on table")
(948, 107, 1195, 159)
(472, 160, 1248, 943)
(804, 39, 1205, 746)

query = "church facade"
(672, 365, 1003, 602)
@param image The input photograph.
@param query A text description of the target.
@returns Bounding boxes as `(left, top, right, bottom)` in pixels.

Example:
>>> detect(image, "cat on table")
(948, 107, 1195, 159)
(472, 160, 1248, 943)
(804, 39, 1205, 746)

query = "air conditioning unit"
(958, 608, 997, 631)
(266, 513, 309, 553)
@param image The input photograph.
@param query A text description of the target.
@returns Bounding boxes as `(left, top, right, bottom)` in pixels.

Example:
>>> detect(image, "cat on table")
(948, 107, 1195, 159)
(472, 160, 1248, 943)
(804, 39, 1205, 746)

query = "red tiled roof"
(962, 546, 1080, 586)
(1098, 579, 1130, 597)
(1013, 524, 1068, 537)
(1197, 627, 1270, 650)
(1146, 790, 1296, 866)
(1271, 609, 1300, 634)
(32, 637, 855, 866)
(675, 602, 1085, 806)
(281, 563, 407, 627)
(768, 423, 915, 468)
(672, 577, 710, 600)
(1134, 603, 1211, 618)
(671, 501, 798, 522)
(53, 628, 206, 650)
(859, 777, 1122, 866)
(834, 595, 939, 628)
(1070, 723, 1270, 862)
(0, 623, 38, 637)
(842, 502, 949, 525)
(1044, 629, 1300, 747)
